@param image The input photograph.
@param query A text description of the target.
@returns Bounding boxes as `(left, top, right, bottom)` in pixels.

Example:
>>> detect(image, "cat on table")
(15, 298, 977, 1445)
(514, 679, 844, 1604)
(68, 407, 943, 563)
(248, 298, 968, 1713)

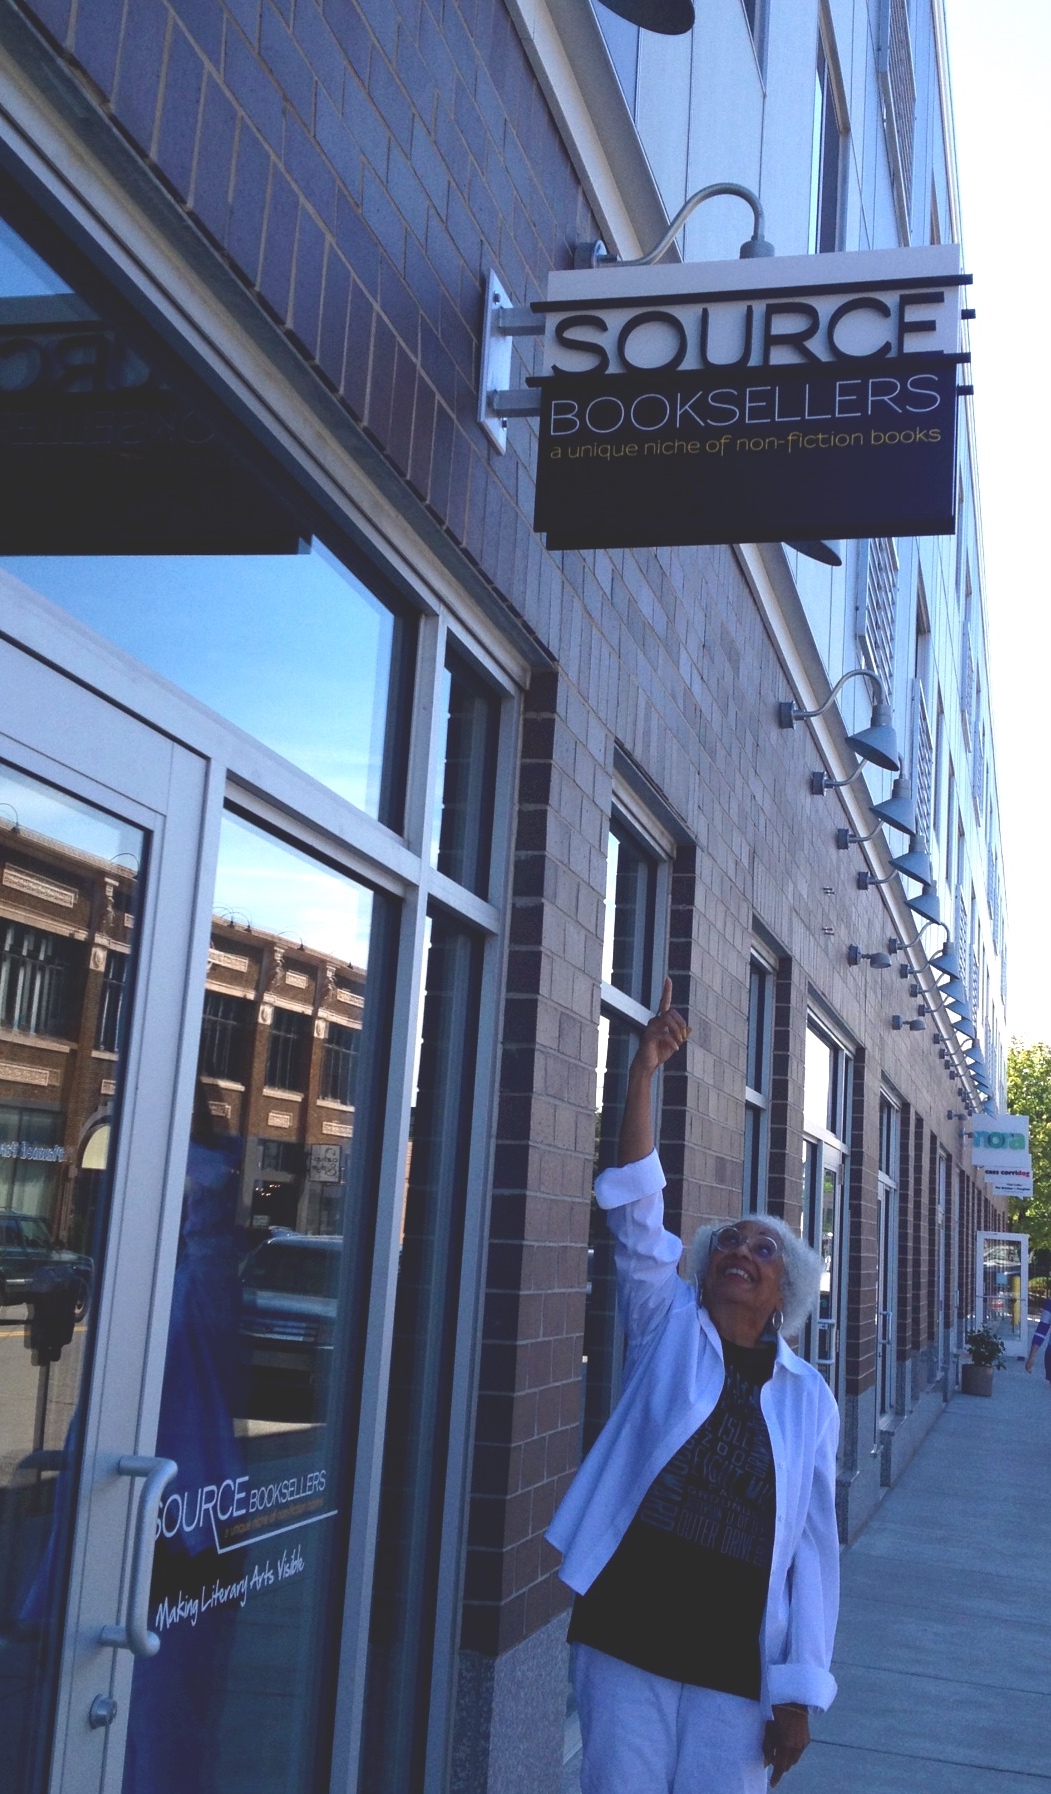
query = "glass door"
(0, 631, 207, 1794)
(120, 809, 394, 1794)
(976, 1231, 1029, 1359)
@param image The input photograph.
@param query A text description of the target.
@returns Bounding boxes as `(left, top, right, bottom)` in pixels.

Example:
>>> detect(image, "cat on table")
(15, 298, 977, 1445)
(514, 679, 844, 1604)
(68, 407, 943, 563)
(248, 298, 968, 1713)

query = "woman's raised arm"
(617, 976, 689, 1165)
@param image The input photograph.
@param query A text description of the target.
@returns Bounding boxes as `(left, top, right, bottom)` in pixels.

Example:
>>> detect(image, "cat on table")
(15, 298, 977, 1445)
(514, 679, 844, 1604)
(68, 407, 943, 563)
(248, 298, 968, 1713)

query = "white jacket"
(546, 1150, 840, 1714)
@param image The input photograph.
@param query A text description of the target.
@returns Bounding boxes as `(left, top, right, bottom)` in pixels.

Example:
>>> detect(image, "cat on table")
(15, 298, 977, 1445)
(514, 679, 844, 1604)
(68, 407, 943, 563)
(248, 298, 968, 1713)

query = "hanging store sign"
(971, 1116, 1032, 1198)
(970, 1115, 1029, 1168)
(983, 1162, 1033, 1200)
(531, 245, 969, 551)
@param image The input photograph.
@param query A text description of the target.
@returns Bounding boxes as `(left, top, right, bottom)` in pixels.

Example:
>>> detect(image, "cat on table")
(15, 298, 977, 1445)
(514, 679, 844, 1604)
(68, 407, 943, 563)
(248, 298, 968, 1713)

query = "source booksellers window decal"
(531, 246, 969, 551)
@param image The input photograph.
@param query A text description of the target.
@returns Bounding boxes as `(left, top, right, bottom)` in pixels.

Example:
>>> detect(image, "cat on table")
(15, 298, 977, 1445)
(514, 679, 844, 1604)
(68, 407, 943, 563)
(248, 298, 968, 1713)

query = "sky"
(944, 2, 1051, 1044)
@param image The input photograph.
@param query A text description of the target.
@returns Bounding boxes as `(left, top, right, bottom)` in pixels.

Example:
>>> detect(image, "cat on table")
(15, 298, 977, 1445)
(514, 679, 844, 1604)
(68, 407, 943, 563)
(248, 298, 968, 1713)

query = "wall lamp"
(836, 774, 918, 847)
(893, 1015, 926, 1031)
(780, 668, 901, 774)
(598, 0, 696, 34)
(929, 941, 961, 978)
(582, 181, 773, 268)
(857, 844, 935, 892)
(905, 887, 941, 926)
(848, 945, 893, 968)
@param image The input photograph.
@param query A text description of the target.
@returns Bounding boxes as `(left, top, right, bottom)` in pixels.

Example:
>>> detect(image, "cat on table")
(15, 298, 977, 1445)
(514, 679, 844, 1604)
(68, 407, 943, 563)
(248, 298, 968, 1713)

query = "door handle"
(100, 1455, 177, 1658)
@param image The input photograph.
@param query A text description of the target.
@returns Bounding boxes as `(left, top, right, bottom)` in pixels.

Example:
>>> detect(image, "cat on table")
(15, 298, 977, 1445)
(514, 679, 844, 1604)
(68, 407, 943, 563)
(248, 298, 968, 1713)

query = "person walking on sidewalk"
(1024, 1295, 1051, 1383)
(547, 980, 840, 1794)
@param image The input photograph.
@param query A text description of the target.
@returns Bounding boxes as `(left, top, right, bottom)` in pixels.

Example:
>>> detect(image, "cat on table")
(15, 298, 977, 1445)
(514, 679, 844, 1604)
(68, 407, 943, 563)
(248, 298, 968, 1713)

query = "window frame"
(743, 949, 777, 1214)
(583, 793, 673, 1452)
(801, 1011, 854, 1404)
(810, 22, 848, 256)
(876, 1091, 901, 1430)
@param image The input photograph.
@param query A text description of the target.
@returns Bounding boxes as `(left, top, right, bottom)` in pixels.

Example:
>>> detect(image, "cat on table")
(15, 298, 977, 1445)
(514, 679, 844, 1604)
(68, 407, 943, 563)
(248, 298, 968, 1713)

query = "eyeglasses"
(711, 1224, 783, 1262)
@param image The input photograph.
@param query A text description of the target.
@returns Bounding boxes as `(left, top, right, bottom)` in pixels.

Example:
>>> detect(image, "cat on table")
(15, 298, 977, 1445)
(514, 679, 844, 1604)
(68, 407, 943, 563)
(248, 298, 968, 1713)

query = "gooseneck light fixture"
(857, 844, 936, 891)
(848, 945, 893, 969)
(887, 921, 949, 957)
(584, 182, 773, 269)
(905, 886, 942, 926)
(780, 668, 901, 775)
(836, 775, 919, 847)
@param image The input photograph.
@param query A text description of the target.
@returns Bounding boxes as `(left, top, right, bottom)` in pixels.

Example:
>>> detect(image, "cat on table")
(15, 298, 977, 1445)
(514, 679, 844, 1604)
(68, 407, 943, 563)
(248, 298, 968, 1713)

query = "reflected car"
(0, 1211, 93, 1317)
(238, 1231, 341, 1420)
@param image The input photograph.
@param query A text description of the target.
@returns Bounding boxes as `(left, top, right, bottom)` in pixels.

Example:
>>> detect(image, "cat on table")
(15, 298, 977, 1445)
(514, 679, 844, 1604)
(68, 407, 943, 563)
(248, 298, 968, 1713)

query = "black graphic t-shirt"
(568, 1339, 776, 1696)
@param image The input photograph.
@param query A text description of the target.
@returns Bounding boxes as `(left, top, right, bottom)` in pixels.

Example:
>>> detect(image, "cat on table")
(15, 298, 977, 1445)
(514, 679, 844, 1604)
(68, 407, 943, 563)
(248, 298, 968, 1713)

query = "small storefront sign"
(531, 245, 968, 550)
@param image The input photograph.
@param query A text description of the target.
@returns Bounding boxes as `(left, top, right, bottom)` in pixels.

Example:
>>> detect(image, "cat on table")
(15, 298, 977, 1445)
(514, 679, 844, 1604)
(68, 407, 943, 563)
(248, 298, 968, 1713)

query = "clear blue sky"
(946, 1, 1050, 1043)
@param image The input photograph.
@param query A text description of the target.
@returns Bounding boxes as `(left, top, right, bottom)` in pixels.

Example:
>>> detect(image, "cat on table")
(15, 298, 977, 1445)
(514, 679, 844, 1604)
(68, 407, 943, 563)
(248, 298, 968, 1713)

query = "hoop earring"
(771, 1308, 784, 1333)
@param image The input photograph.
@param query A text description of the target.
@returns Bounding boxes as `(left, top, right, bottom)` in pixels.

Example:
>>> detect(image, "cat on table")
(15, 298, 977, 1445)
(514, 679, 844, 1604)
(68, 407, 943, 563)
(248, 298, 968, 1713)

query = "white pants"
(572, 1644, 768, 1794)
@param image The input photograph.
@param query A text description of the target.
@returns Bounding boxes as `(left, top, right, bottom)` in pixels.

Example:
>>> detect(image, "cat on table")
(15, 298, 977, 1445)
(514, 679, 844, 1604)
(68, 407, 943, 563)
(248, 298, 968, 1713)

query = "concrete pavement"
(793, 1354, 1051, 1793)
(563, 1352, 1051, 1791)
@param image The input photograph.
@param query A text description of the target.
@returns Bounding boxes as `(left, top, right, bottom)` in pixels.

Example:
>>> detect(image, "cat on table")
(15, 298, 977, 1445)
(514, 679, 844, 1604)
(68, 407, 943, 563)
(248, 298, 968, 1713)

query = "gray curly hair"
(684, 1214, 823, 1340)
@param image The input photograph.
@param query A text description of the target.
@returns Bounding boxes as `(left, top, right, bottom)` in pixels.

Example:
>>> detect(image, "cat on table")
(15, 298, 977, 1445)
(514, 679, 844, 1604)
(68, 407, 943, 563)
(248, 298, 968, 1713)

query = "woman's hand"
(763, 1705, 811, 1786)
(616, 978, 689, 1165)
(634, 977, 690, 1076)
(1025, 1352, 1036, 1374)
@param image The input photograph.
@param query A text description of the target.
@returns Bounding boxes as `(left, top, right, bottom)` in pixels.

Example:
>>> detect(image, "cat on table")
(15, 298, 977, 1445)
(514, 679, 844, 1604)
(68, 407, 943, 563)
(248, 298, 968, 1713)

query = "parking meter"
(25, 1265, 79, 1364)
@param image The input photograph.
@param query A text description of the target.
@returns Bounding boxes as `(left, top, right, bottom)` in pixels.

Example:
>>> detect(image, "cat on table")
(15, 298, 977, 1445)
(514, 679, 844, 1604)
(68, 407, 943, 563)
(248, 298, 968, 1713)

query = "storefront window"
(0, 213, 414, 829)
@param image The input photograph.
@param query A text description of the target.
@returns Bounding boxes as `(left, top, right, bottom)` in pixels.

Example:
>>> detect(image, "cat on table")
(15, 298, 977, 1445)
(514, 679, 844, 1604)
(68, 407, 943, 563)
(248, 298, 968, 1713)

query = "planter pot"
(961, 1363, 995, 1396)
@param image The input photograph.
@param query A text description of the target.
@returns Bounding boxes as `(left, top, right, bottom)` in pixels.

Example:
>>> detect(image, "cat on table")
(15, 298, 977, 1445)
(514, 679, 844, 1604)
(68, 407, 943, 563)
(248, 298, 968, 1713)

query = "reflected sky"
(0, 761, 144, 867)
(215, 811, 373, 969)
(803, 1027, 832, 1138)
(0, 218, 70, 297)
(1, 543, 396, 816)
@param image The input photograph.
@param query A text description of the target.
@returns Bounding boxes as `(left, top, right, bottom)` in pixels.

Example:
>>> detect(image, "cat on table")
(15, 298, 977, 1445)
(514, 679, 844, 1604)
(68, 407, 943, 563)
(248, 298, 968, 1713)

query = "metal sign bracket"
(478, 269, 542, 453)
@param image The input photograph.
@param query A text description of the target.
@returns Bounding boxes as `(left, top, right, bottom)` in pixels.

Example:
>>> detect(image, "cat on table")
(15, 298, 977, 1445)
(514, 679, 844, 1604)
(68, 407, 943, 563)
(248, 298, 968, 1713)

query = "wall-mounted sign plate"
(531, 244, 969, 551)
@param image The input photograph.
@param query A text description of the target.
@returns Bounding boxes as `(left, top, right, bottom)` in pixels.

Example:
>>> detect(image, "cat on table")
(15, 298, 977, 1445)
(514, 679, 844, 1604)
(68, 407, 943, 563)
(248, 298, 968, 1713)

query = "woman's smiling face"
(701, 1221, 785, 1345)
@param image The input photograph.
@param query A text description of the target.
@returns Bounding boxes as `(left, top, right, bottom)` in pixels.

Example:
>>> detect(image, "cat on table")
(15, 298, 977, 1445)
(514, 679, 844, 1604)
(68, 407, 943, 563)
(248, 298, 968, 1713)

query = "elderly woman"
(547, 982, 839, 1793)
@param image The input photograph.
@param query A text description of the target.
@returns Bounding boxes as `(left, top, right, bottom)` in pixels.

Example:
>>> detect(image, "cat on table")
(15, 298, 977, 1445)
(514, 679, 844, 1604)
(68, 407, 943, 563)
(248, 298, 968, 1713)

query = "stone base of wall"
(452, 1611, 569, 1794)
(880, 1379, 948, 1488)
(835, 1385, 884, 1543)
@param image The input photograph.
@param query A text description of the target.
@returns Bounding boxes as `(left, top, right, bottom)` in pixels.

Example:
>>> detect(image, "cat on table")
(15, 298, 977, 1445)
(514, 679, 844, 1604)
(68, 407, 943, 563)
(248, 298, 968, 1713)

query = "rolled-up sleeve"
(594, 1152, 685, 1346)
(767, 1399, 841, 1713)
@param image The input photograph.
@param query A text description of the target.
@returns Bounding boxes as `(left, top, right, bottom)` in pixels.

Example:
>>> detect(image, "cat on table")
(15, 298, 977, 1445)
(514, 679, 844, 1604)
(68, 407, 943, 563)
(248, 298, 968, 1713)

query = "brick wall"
(463, 665, 605, 1655)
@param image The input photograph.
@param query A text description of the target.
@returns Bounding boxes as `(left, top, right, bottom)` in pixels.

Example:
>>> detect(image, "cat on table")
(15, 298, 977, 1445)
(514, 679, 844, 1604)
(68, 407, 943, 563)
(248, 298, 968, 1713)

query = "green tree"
(1007, 1040, 1051, 1255)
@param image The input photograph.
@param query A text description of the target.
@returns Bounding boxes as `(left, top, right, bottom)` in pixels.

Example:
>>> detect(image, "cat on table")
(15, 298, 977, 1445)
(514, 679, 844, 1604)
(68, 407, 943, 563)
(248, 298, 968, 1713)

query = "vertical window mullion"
(360, 913, 484, 1794)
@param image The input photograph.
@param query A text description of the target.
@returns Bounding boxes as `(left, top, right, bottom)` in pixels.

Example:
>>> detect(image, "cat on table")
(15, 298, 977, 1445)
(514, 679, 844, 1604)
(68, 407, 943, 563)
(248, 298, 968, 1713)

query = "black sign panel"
(533, 354, 958, 550)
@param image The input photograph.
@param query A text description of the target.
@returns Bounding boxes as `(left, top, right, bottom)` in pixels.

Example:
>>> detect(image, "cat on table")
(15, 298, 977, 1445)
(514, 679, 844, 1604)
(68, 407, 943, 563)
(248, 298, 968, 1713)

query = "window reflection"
(124, 811, 393, 1794)
(430, 650, 500, 896)
(0, 210, 414, 827)
(3, 544, 410, 822)
(601, 822, 656, 1003)
(0, 760, 144, 1794)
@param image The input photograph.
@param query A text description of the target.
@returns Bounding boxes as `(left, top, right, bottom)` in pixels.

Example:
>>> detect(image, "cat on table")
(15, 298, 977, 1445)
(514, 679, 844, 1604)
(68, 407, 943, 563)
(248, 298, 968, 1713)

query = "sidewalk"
(793, 1354, 1051, 1793)
(563, 1355, 1051, 1792)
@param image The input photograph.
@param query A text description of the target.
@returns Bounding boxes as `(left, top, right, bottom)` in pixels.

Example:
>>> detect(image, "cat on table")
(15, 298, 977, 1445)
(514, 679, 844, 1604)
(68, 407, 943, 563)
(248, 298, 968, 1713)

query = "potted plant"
(961, 1325, 1006, 1396)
